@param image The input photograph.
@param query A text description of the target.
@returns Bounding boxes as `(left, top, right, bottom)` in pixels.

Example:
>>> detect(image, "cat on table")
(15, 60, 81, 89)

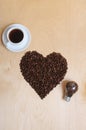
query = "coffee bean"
(20, 51, 68, 99)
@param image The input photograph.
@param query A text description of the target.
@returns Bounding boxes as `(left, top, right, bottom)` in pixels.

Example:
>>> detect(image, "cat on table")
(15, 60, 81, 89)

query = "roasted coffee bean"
(20, 51, 68, 99)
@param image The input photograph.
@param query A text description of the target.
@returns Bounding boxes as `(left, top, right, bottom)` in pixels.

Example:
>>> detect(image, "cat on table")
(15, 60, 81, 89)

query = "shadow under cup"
(8, 29, 24, 43)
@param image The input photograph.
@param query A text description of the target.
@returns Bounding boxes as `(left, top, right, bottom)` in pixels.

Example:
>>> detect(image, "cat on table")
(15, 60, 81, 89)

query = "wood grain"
(0, 0, 86, 130)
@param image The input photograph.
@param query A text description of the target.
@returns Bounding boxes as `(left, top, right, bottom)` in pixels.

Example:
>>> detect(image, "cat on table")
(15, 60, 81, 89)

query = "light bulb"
(64, 81, 78, 102)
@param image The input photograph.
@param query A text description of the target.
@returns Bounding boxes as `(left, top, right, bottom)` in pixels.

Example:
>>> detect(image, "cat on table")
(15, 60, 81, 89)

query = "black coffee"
(9, 29, 24, 43)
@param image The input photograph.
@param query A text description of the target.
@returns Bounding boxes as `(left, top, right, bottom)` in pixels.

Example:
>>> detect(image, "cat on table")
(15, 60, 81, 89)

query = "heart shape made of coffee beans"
(20, 51, 68, 99)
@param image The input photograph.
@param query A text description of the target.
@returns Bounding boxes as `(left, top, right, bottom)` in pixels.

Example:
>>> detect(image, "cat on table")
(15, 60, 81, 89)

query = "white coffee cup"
(7, 28, 24, 43)
(2, 24, 31, 52)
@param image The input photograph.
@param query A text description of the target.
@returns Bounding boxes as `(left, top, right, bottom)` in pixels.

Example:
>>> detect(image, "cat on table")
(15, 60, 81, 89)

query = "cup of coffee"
(8, 28, 24, 44)
(2, 24, 31, 52)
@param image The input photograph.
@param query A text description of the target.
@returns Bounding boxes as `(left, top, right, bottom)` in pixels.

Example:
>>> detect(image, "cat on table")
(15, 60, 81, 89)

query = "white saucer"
(2, 24, 31, 52)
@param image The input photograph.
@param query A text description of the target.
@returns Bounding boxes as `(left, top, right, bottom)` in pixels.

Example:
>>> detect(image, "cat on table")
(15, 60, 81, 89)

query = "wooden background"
(0, 0, 86, 130)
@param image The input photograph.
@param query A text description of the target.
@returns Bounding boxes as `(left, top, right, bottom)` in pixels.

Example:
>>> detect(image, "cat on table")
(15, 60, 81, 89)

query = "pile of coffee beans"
(20, 51, 68, 99)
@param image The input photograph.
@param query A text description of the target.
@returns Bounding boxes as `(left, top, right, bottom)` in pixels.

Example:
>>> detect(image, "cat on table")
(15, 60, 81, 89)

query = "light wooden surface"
(0, 0, 86, 130)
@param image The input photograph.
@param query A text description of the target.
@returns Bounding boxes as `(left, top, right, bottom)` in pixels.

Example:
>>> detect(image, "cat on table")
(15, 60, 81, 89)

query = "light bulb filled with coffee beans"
(64, 81, 78, 102)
